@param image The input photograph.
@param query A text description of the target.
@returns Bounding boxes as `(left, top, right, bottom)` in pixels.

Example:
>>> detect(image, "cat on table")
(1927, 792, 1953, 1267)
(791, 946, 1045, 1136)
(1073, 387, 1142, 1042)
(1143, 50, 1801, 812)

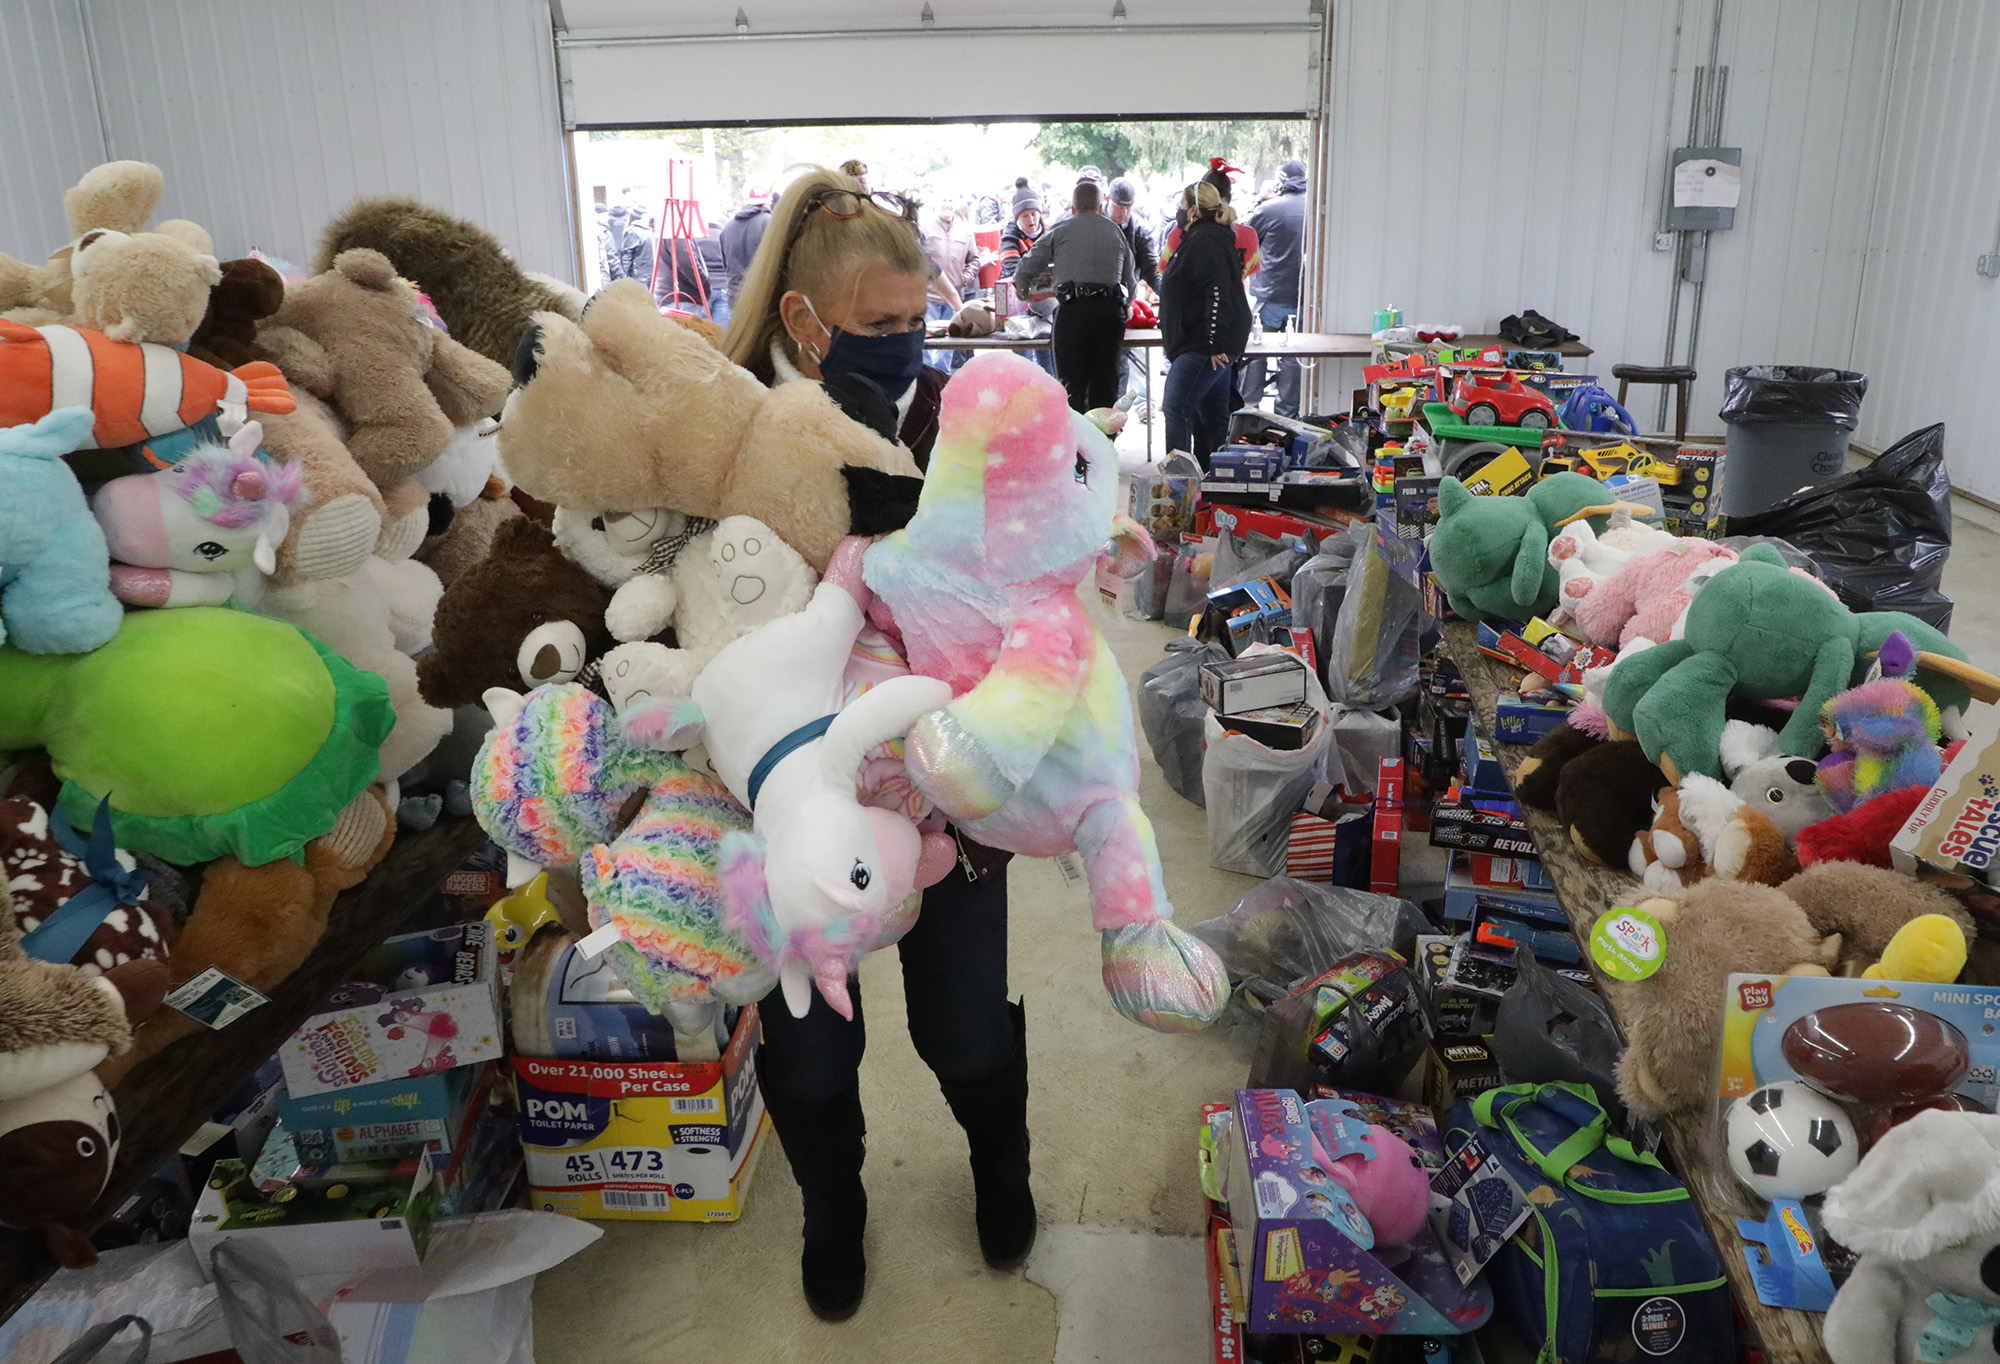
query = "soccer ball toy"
(1726, 1082, 1860, 1201)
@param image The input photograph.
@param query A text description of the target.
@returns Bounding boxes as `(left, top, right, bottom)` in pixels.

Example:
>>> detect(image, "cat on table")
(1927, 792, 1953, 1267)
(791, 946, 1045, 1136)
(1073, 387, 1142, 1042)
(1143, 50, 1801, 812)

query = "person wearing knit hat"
(1000, 177, 1055, 377)
(1009, 175, 1043, 219)
(1077, 164, 1104, 185)
(1243, 157, 1309, 417)
(1104, 178, 1158, 292)
(1013, 178, 1138, 413)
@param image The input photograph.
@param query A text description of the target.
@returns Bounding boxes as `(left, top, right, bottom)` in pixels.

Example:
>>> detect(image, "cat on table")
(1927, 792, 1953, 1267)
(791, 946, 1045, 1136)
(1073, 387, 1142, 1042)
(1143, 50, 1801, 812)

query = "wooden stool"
(1612, 364, 1697, 441)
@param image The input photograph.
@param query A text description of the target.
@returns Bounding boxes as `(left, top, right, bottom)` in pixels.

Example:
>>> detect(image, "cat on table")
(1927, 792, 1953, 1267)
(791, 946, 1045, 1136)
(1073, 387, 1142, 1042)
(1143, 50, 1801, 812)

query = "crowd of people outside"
(591, 151, 1310, 465)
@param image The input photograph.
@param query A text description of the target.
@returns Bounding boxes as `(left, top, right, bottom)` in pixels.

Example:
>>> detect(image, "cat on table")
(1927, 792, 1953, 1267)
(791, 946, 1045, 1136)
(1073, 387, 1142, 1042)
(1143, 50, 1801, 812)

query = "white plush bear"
(1545, 506, 1676, 626)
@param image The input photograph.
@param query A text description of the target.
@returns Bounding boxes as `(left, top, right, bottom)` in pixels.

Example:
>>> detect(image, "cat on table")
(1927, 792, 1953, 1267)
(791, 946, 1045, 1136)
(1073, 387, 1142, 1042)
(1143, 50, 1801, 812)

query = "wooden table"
(0, 815, 490, 1323)
(1443, 621, 1828, 1364)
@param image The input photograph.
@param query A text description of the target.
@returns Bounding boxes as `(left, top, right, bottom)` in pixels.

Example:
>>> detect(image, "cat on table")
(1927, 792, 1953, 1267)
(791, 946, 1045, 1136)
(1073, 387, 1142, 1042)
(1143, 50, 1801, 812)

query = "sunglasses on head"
(807, 188, 916, 222)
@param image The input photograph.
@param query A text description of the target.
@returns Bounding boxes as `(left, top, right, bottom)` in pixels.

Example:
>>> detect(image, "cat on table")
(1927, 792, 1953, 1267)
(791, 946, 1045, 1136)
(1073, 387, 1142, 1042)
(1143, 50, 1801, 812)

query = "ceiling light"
(921, 2, 935, 24)
(1112, 0, 1127, 24)
(734, 7, 750, 36)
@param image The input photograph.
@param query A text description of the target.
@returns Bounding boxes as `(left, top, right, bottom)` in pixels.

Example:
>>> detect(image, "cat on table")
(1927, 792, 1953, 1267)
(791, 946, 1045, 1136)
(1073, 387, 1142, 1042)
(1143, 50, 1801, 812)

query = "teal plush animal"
(1603, 545, 1976, 782)
(0, 408, 122, 654)
(1429, 471, 1614, 620)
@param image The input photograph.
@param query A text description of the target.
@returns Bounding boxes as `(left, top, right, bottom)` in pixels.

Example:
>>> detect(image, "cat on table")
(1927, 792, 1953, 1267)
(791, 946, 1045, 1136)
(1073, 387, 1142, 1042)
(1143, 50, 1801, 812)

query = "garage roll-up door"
(558, 0, 1320, 125)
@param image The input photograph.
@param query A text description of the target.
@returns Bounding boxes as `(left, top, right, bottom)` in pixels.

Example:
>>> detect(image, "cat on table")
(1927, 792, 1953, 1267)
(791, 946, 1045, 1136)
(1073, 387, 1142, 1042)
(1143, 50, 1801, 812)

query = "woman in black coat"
(1157, 179, 1253, 466)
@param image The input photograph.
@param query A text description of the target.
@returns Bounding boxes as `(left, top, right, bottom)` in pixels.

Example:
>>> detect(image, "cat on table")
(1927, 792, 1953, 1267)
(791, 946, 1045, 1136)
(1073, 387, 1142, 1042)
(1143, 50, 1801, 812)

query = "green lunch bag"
(1445, 1082, 1734, 1363)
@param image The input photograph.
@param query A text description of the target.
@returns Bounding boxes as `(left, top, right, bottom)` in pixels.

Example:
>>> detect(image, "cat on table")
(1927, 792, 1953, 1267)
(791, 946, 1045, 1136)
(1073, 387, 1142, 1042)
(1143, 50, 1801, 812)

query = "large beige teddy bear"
(0, 161, 215, 329)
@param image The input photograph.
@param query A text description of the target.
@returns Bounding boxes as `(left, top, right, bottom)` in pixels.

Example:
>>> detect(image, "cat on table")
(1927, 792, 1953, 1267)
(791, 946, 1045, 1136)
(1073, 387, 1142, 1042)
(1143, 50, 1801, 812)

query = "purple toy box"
(1220, 1088, 1494, 1335)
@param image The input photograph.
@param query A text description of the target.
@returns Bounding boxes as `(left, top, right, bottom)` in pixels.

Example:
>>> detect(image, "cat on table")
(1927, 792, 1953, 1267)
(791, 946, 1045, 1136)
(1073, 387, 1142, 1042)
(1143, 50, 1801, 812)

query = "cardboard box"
(1423, 1038, 1503, 1115)
(1219, 1089, 1492, 1335)
(515, 1005, 768, 1221)
(281, 923, 503, 1099)
(1493, 692, 1571, 744)
(1414, 935, 1497, 1039)
(1310, 1087, 1448, 1174)
(1200, 651, 1307, 715)
(1208, 446, 1290, 483)
(1427, 805, 1535, 856)
(1393, 476, 1441, 540)
(1443, 854, 1566, 926)
(1459, 720, 1506, 794)
(1370, 758, 1404, 894)
(1128, 469, 1198, 539)
(1222, 702, 1322, 751)
(277, 1061, 487, 1165)
(189, 1154, 438, 1281)
(1893, 703, 2000, 883)
(1456, 447, 1533, 498)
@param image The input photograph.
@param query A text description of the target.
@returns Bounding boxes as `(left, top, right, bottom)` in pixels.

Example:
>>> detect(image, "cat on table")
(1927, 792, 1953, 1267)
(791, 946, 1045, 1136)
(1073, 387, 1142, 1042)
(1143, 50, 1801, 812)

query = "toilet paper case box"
(513, 1005, 769, 1221)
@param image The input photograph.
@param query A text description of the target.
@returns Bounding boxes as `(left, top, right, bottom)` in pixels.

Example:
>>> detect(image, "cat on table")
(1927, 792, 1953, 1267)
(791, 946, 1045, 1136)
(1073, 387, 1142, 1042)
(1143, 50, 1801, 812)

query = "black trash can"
(1718, 365, 1869, 517)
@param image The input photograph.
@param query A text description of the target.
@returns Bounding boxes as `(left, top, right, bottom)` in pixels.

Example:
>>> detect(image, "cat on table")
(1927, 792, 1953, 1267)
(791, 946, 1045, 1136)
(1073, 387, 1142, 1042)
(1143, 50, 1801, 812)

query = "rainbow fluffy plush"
(860, 351, 1228, 1033)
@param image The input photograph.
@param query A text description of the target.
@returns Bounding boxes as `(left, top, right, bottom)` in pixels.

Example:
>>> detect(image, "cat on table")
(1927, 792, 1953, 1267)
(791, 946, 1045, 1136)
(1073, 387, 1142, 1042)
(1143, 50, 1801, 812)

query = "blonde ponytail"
(721, 166, 934, 380)
(1183, 179, 1238, 228)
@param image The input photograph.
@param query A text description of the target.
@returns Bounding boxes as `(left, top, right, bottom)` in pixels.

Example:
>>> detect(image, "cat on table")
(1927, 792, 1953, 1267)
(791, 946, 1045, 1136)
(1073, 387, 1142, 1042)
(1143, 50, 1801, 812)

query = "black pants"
(1051, 292, 1126, 413)
(758, 860, 1012, 1103)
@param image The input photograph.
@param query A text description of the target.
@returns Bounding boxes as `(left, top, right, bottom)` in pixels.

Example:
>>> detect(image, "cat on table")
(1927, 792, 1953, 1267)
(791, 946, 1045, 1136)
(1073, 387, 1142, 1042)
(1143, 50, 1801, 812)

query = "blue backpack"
(1446, 1083, 1733, 1364)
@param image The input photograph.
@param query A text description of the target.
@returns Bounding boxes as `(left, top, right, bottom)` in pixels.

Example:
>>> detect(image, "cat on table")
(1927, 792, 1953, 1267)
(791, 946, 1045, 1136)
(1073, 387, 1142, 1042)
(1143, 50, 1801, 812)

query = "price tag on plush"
(1590, 906, 1667, 981)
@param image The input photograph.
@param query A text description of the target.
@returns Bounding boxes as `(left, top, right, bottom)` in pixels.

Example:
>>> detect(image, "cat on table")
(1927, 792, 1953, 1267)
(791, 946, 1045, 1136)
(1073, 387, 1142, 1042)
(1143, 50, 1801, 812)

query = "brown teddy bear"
(1602, 862, 1973, 1120)
(258, 248, 513, 497)
(67, 225, 221, 347)
(316, 196, 586, 369)
(497, 279, 924, 572)
(418, 516, 617, 707)
(187, 257, 287, 370)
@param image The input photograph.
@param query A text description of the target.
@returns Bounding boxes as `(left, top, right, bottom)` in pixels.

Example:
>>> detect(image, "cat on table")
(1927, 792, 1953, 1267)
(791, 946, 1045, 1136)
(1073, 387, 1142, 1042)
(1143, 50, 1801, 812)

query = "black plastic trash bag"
(1719, 365, 1868, 426)
(1728, 423, 1954, 629)
(1491, 946, 1627, 1132)
(1248, 949, 1433, 1096)
(1137, 637, 1229, 806)
(1189, 877, 1431, 997)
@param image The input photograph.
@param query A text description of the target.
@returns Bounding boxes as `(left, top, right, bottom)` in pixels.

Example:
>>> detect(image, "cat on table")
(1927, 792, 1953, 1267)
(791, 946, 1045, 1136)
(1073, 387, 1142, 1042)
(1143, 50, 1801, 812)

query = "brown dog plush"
(1555, 741, 1668, 866)
(317, 197, 587, 369)
(1779, 860, 1974, 977)
(419, 517, 617, 707)
(188, 257, 287, 370)
(497, 280, 925, 571)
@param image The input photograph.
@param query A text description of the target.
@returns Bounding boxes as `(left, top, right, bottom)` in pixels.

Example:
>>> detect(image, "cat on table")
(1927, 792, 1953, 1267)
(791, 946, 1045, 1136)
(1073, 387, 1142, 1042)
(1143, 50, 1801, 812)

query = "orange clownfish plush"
(0, 319, 294, 450)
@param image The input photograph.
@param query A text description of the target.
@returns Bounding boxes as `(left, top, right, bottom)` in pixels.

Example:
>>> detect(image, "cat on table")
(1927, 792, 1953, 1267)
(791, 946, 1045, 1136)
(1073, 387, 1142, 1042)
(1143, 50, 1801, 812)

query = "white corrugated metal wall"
(1851, 0, 2000, 498)
(0, 0, 108, 257)
(0, 0, 574, 282)
(1317, 0, 1895, 433)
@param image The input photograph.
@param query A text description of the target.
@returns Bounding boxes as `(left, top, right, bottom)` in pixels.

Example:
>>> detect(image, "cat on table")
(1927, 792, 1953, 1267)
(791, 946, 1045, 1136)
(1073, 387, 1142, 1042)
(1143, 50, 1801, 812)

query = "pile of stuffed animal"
(1429, 467, 2000, 1122)
(0, 163, 1229, 1266)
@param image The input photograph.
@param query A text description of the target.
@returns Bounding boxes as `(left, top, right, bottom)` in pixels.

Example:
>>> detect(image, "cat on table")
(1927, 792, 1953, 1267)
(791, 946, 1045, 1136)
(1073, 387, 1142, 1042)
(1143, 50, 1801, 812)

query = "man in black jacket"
(717, 188, 772, 326)
(1242, 160, 1308, 417)
(1106, 178, 1159, 410)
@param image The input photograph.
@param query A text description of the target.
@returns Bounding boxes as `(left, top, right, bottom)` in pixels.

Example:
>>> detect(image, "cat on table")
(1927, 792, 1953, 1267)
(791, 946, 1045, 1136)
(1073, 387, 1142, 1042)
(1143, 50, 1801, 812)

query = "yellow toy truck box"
(514, 1004, 769, 1221)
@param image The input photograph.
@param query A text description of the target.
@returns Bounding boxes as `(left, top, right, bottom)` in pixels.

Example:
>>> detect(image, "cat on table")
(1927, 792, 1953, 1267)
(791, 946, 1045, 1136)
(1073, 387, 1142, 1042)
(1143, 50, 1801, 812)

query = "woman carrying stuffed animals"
(1158, 178, 1254, 468)
(718, 165, 1030, 1321)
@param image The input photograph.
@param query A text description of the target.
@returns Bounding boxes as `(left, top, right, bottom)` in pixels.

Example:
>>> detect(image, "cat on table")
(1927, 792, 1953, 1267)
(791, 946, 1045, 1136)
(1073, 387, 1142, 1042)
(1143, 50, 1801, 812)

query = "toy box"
(1311, 1087, 1447, 1174)
(1202, 652, 1309, 715)
(1458, 720, 1505, 795)
(1493, 691, 1571, 744)
(276, 1059, 488, 1164)
(1129, 468, 1199, 539)
(280, 923, 502, 1099)
(1423, 1038, 1503, 1115)
(1414, 935, 1498, 1039)
(1392, 477, 1441, 541)
(1893, 701, 2000, 884)
(1443, 854, 1566, 927)
(515, 1004, 769, 1221)
(1219, 1089, 1493, 1335)
(1210, 445, 1293, 484)
(1224, 702, 1322, 752)
(1370, 759, 1404, 894)
(189, 1153, 438, 1281)
(1427, 805, 1534, 856)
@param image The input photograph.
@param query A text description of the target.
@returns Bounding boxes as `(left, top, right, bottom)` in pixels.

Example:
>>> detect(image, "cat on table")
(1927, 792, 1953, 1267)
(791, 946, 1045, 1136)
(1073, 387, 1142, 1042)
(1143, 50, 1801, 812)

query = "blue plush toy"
(1558, 383, 1637, 435)
(0, 408, 123, 654)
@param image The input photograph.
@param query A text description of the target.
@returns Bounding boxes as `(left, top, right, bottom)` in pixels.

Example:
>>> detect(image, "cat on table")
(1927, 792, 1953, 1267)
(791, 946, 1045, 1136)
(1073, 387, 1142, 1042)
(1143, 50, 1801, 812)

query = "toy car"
(1573, 441, 1674, 483)
(1447, 370, 1557, 430)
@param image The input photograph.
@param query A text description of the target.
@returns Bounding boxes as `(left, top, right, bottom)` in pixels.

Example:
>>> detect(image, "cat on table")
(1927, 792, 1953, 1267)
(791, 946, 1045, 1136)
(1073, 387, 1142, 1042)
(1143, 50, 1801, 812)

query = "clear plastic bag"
(1137, 637, 1231, 806)
(1189, 877, 1431, 1000)
(1163, 535, 1215, 627)
(1328, 706, 1402, 797)
(1289, 531, 1363, 692)
(1326, 527, 1423, 708)
(211, 1242, 343, 1364)
(49, 1318, 150, 1364)
(1202, 645, 1333, 876)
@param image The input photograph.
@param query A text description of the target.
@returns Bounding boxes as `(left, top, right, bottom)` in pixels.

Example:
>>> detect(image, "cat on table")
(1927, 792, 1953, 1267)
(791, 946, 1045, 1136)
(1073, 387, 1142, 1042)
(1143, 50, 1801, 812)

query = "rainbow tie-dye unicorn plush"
(860, 351, 1228, 1034)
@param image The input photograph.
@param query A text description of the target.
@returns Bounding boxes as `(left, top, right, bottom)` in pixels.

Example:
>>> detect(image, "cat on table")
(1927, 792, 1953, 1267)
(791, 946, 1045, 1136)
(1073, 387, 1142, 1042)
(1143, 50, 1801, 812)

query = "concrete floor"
(532, 450, 2000, 1364)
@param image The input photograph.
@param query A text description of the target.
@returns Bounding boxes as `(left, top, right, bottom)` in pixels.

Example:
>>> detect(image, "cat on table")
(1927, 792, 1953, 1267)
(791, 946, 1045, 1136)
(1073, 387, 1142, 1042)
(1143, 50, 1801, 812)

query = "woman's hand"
(1209, 353, 1230, 370)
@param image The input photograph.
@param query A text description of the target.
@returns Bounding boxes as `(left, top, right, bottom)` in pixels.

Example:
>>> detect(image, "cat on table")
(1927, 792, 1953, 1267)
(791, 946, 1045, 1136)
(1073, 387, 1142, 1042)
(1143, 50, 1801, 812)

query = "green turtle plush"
(1428, 471, 1614, 620)
(1603, 544, 1977, 782)
(0, 607, 391, 865)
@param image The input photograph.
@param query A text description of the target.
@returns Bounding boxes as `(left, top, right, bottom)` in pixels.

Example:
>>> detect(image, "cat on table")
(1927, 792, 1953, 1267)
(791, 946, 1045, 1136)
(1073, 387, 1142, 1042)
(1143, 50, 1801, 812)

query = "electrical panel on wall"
(1668, 146, 1742, 231)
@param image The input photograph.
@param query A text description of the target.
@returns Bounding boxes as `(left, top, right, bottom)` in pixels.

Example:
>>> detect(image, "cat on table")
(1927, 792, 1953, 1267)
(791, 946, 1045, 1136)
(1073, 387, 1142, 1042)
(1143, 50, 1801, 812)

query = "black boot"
(760, 1081, 868, 1321)
(937, 1002, 1038, 1270)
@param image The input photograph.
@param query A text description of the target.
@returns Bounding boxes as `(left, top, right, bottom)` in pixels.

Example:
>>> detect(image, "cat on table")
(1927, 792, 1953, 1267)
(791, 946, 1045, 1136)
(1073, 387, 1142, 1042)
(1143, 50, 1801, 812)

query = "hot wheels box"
(515, 1004, 769, 1221)
(1220, 1089, 1492, 1335)
(280, 923, 503, 1099)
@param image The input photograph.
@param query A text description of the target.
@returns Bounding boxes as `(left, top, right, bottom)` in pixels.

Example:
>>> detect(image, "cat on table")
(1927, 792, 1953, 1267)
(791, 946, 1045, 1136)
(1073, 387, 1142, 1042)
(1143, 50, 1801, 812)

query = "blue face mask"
(805, 297, 926, 399)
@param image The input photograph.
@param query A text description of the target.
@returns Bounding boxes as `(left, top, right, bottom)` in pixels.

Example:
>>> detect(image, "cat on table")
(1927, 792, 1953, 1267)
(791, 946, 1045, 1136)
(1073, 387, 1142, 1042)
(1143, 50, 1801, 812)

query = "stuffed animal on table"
(692, 574, 958, 1020)
(1719, 720, 1833, 845)
(550, 505, 714, 644)
(0, 408, 123, 655)
(1816, 629, 1945, 814)
(1780, 859, 1973, 978)
(91, 420, 300, 608)
(1629, 774, 1798, 893)
(0, 606, 392, 866)
(0, 880, 141, 1104)
(1545, 506, 1676, 625)
(1864, 914, 1970, 984)
(1427, 471, 1619, 621)
(1603, 545, 1980, 782)
(0, 160, 208, 325)
(497, 280, 926, 572)
(0, 1071, 121, 1270)
(1567, 536, 1738, 651)
(0, 795, 173, 996)
(1822, 1110, 2000, 1364)
(861, 351, 1230, 1034)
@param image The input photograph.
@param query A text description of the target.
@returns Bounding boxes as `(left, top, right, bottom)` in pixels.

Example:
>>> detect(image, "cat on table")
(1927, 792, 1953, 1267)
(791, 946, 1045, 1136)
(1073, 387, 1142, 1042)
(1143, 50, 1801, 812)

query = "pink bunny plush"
(859, 351, 1228, 1034)
(1572, 538, 1737, 649)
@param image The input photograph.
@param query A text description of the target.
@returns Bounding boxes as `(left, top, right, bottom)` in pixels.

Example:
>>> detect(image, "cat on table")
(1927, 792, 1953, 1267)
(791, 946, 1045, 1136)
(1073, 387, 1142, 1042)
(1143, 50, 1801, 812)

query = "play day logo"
(1738, 980, 1774, 1012)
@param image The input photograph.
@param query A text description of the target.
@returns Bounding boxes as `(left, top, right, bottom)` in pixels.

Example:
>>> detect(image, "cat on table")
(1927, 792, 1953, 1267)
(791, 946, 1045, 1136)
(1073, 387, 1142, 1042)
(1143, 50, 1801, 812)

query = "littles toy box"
(514, 1004, 768, 1221)
(1219, 1088, 1492, 1335)
(280, 923, 503, 1099)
